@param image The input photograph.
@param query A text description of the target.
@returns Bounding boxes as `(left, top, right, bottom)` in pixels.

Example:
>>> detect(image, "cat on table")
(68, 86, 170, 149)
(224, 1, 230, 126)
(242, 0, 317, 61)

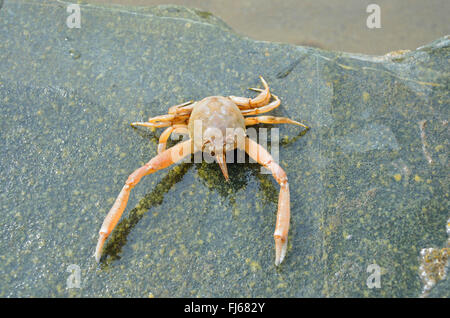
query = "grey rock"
(0, 0, 448, 297)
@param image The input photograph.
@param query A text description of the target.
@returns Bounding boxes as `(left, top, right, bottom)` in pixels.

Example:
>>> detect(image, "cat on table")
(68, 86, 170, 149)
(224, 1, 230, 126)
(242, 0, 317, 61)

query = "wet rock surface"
(0, 0, 448, 297)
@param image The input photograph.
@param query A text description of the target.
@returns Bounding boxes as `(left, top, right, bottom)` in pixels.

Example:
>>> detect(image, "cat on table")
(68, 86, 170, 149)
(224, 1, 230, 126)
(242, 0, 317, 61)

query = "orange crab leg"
(229, 76, 271, 108)
(168, 100, 195, 115)
(244, 115, 309, 129)
(147, 114, 176, 122)
(95, 139, 194, 262)
(157, 125, 189, 154)
(130, 121, 172, 128)
(148, 113, 191, 123)
(240, 92, 281, 116)
(131, 116, 190, 129)
(245, 137, 290, 266)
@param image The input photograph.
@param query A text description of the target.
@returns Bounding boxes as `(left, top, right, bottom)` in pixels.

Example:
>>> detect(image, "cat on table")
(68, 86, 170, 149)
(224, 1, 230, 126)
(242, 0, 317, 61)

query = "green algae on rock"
(0, 0, 448, 297)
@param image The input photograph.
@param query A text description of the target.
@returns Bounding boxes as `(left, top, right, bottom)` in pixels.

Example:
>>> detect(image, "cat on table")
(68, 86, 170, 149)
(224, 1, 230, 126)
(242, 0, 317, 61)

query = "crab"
(95, 76, 309, 266)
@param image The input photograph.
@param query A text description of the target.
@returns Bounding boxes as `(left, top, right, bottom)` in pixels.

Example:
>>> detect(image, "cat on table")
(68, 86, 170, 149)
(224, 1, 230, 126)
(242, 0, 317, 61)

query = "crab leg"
(131, 114, 177, 128)
(147, 114, 176, 122)
(229, 76, 271, 108)
(157, 125, 189, 154)
(245, 137, 290, 266)
(240, 93, 281, 116)
(130, 121, 172, 128)
(131, 115, 190, 129)
(95, 139, 194, 262)
(168, 100, 195, 115)
(245, 115, 309, 129)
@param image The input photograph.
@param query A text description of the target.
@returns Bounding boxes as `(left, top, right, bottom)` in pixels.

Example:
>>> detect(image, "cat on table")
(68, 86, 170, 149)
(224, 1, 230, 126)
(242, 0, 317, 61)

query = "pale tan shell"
(188, 96, 246, 155)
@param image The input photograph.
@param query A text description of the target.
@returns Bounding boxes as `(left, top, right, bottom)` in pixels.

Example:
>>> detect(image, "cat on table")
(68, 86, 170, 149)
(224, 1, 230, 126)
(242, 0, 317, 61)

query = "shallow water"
(88, 0, 450, 55)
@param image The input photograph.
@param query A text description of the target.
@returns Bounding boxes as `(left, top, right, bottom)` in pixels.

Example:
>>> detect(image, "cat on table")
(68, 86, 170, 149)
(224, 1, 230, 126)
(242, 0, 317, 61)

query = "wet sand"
(87, 0, 449, 55)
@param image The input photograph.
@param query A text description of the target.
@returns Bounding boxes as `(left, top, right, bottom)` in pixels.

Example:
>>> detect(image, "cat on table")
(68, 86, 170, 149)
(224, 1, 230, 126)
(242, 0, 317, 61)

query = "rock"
(0, 0, 448, 297)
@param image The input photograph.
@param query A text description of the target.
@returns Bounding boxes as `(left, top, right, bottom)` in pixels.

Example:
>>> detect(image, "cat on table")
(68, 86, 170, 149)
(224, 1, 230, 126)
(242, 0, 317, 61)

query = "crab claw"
(215, 152, 229, 181)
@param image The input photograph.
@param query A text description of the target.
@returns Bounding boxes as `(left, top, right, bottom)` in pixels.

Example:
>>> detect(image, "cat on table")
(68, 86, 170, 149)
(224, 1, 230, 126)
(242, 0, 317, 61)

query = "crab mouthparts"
(215, 153, 229, 181)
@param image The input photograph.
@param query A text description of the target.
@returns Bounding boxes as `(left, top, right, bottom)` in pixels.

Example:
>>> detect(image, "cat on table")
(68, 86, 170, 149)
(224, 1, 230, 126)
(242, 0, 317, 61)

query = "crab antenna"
(215, 152, 229, 181)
